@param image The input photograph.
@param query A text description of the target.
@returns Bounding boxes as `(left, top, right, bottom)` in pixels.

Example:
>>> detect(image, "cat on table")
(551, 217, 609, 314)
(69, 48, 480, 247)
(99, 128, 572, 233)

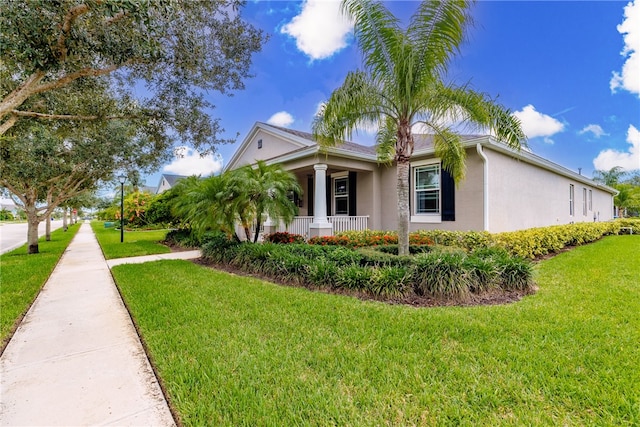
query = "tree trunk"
(46, 214, 52, 241)
(253, 213, 263, 243)
(62, 207, 68, 231)
(397, 159, 410, 256)
(26, 210, 40, 254)
(45, 193, 52, 240)
(396, 121, 414, 257)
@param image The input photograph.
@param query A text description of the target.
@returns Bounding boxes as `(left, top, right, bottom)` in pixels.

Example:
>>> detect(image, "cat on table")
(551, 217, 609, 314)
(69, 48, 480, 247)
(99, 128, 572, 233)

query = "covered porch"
(264, 162, 380, 239)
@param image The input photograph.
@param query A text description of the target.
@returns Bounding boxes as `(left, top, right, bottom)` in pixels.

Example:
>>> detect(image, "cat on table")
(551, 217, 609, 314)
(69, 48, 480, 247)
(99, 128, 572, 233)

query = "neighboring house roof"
(226, 122, 617, 195)
(156, 173, 188, 194)
(162, 174, 187, 187)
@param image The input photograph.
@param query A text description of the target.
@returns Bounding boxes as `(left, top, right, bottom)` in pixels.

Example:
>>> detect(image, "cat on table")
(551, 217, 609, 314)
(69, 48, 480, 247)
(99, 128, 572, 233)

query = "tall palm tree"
(232, 160, 302, 242)
(313, 0, 525, 255)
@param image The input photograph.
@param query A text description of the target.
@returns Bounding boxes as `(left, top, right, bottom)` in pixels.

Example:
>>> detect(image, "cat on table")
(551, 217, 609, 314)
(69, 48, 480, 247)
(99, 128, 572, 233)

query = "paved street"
(0, 220, 65, 254)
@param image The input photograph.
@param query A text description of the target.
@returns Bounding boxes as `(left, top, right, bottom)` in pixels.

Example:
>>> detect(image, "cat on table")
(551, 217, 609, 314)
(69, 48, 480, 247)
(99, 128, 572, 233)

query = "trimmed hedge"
(310, 222, 623, 259)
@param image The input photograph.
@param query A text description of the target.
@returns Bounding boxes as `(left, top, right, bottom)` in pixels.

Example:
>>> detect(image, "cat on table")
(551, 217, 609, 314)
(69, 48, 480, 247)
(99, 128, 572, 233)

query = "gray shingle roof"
(161, 174, 188, 187)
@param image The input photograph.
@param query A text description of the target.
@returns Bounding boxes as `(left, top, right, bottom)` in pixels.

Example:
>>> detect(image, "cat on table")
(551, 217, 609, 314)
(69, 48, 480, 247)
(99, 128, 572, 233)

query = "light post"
(118, 174, 126, 243)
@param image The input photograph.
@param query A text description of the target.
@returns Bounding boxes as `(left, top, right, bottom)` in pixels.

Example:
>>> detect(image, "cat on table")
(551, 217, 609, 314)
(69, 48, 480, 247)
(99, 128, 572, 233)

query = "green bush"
(326, 246, 363, 266)
(494, 255, 534, 291)
(463, 255, 499, 293)
(306, 258, 339, 288)
(373, 244, 432, 255)
(357, 248, 412, 267)
(336, 265, 373, 291)
(369, 266, 411, 298)
(201, 233, 241, 264)
(412, 251, 471, 300)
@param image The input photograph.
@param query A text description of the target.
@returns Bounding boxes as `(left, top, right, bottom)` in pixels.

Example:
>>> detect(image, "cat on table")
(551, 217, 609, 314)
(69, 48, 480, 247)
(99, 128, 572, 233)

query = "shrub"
(494, 255, 534, 291)
(357, 248, 412, 267)
(264, 250, 308, 283)
(201, 233, 240, 264)
(463, 255, 499, 293)
(306, 258, 339, 288)
(326, 246, 362, 266)
(264, 231, 305, 244)
(412, 251, 470, 300)
(373, 244, 432, 255)
(369, 266, 411, 298)
(336, 265, 373, 291)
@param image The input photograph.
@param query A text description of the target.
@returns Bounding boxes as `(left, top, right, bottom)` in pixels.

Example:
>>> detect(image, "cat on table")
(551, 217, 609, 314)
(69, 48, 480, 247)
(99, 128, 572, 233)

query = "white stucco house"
(225, 122, 617, 238)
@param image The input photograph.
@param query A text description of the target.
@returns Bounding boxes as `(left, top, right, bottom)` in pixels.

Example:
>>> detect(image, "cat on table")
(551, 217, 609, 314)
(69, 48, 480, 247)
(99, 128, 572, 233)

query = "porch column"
(309, 164, 333, 238)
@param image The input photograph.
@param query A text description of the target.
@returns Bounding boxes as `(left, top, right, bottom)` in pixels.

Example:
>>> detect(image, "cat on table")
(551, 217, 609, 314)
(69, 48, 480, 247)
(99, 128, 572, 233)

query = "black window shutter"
(348, 171, 357, 216)
(441, 168, 455, 221)
(307, 176, 314, 217)
(326, 176, 332, 216)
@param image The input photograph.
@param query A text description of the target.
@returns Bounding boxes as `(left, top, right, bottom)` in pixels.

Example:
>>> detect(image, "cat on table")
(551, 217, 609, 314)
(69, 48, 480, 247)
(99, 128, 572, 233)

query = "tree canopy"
(0, 0, 265, 150)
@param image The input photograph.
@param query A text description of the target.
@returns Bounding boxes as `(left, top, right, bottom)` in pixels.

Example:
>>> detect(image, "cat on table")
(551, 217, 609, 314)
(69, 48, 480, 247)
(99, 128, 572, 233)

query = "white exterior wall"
(486, 149, 614, 232)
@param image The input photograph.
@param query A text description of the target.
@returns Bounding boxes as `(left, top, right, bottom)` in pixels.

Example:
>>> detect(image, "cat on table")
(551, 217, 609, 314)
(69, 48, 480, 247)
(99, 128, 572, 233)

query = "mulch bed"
(190, 257, 536, 308)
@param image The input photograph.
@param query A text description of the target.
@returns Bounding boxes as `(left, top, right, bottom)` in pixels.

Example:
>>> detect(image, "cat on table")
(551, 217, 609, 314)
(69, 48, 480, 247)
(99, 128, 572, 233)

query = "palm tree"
(232, 161, 302, 242)
(170, 175, 241, 240)
(313, 0, 525, 255)
(593, 166, 626, 187)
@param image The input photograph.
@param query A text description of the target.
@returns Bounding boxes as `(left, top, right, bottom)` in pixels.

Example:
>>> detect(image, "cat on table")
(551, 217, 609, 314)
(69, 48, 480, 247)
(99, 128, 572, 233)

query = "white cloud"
(267, 111, 294, 127)
(579, 124, 608, 138)
(513, 104, 565, 144)
(610, 0, 640, 97)
(593, 124, 640, 171)
(281, 0, 353, 60)
(163, 147, 223, 177)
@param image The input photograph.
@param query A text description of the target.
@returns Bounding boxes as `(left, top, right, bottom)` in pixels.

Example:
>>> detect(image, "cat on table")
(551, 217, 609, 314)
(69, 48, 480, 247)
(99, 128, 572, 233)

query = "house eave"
(224, 122, 315, 172)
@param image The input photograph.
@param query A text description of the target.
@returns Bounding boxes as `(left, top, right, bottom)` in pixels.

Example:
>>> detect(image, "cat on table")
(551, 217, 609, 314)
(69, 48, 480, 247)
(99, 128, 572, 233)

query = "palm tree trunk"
(397, 159, 410, 256)
(396, 121, 413, 256)
(253, 213, 262, 243)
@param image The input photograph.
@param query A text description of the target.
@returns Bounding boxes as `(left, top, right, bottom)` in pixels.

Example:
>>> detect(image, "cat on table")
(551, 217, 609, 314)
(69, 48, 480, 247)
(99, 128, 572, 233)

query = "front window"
(569, 184, 575, 216)
(414, 164, 440, 214)
(334, 176, 348, 215)
(583, 187, 587, 216)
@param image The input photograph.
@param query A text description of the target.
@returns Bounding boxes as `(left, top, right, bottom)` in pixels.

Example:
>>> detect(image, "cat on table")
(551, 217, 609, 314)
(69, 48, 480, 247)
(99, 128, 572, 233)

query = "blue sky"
(146, 0, 640, 188)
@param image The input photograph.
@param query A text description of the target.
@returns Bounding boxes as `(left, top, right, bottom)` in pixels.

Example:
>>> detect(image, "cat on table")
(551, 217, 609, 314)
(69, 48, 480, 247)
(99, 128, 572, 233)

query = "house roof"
(160, 174, 187, 187)
(226, 122, 617, 195)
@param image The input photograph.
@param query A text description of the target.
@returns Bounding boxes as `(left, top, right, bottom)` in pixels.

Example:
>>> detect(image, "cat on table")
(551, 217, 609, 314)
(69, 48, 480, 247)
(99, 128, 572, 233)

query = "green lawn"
(1, 224, 80, 346)
(90, 221, 170, 259)
(112, 235, 640, 426)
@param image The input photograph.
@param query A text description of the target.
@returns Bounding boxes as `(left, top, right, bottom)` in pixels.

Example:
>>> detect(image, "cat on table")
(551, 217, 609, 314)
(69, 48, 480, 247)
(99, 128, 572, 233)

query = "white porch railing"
(275, 216, 369, 239)
(329, 216, 369, 234)
(276, 216, 313, 237)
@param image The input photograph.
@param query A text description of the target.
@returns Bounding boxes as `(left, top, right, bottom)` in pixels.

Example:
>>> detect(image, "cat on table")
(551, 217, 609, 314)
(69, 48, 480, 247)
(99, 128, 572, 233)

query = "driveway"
(0, 220, 66, 254)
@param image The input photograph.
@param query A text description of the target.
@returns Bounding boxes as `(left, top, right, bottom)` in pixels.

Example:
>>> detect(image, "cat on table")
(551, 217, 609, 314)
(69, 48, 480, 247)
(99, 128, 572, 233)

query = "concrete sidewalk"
(0, 223, 176, 426)
(106, 249, 201, 269)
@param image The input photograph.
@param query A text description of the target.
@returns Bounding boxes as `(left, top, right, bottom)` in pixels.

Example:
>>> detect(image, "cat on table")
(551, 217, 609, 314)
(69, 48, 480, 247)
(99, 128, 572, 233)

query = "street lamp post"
(118, 174, 126, 243)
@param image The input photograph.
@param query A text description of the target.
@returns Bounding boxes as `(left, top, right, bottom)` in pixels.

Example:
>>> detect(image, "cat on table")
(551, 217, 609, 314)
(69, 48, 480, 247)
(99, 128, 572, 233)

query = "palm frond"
(341, 0, 402, 82)
(431, 125, 467, 184)
(409, 0, 472, 84)
(375, 117, 397, 165)
(313, 70, 385, 146)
